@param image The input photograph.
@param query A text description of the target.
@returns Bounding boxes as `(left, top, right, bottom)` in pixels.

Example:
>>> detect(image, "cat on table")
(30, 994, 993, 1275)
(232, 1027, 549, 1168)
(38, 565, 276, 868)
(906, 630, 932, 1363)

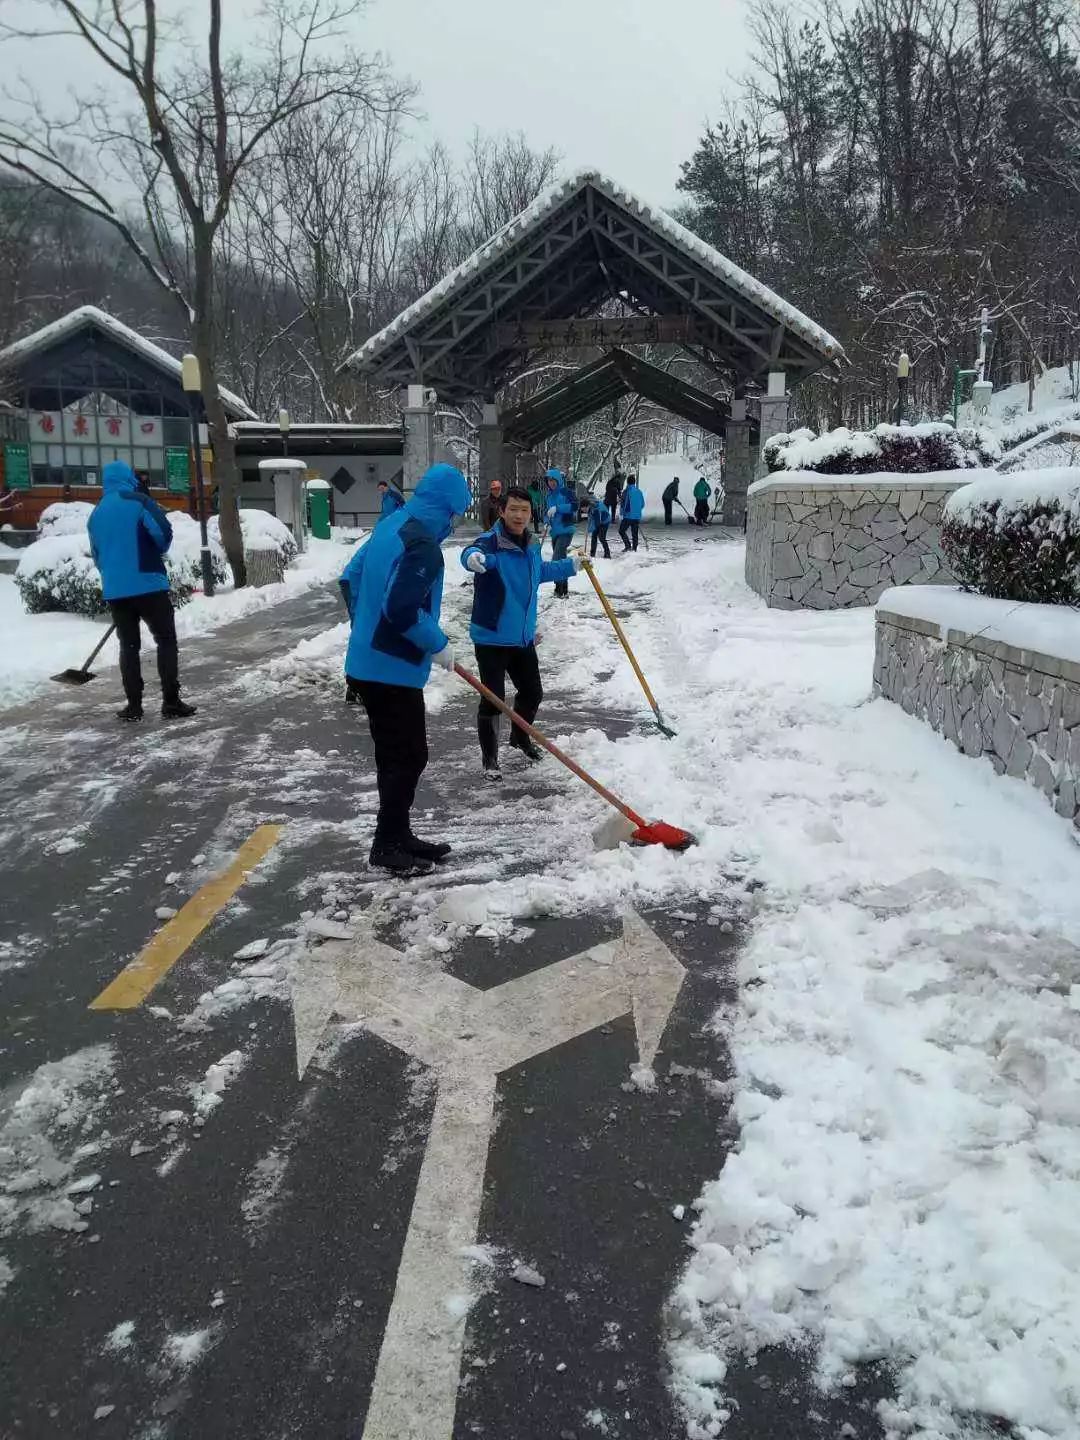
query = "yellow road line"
(89, 824, 284, 1011)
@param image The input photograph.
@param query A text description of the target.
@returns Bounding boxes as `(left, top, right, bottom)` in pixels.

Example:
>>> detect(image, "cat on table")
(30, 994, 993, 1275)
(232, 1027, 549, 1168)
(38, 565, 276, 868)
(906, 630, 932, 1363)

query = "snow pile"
(159, 511, 229, 591)
(0, 1045, 116, 1237)
(210, 507, 297, 562)
(37, 501, 95, 537)
(190, 1050, 245, 1124)
(942, 468, 1080, 604)
(13, 533, 104, 616)
(766, 423, 1000, 476)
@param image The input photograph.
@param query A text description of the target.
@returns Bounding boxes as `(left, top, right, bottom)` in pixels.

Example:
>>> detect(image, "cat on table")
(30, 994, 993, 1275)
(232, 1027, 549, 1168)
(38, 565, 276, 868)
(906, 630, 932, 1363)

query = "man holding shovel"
(662, 476, 680, 526)
(460, 485, 579, 778)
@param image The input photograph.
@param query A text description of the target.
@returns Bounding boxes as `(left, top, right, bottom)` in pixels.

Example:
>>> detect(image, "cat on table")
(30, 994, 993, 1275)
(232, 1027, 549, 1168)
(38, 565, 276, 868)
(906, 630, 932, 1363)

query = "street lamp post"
(896, 351, 911, 425)
(180, 353, 216, 598)
(279, 407, 291, 459)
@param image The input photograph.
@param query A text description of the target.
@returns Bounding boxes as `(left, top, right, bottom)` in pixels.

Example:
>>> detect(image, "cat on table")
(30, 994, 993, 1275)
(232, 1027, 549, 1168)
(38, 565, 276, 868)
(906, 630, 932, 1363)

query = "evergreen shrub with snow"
(765, 423, 1001, 475)
(941, 470, 1080, 604)
(37, 500, 96, 536)
(210, 508, 297, 564)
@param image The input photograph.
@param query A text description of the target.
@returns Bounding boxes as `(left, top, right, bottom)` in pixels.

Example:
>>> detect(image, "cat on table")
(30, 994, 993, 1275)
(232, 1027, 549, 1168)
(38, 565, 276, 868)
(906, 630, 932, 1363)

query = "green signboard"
(165, 446, 191, 494)
(3, 442, 31, 490)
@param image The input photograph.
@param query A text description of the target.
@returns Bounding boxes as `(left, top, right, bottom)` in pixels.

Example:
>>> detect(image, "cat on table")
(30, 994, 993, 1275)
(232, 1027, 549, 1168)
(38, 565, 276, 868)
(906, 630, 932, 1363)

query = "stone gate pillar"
(478, 404, 504, 493)
(402, 384, 436, 495)
(756, 371, 790, 478)
(721, 398, 753, 528)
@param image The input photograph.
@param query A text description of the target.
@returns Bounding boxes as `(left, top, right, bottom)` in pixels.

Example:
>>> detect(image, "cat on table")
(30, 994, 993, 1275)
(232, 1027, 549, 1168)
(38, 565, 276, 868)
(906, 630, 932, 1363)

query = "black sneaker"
(509, 735, 544, 763)
(368, 842, 434, 877)
(406, 834, 452, 863)
(483, 758, 503, 781)
(161, 699, 198, 720)
(116, 703, 143, 723)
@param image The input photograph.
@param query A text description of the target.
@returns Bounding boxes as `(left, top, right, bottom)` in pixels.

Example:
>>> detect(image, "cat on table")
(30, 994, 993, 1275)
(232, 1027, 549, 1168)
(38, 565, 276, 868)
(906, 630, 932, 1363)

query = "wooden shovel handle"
(580, 561, 661, 718)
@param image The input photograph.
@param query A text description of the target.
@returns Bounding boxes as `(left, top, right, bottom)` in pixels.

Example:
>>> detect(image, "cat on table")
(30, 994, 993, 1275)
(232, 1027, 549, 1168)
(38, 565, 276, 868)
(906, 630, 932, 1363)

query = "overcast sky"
(362, 0, 751, 204)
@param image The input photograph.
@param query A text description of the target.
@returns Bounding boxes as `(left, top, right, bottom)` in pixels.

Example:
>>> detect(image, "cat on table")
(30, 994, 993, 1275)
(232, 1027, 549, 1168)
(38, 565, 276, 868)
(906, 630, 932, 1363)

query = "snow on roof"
(232, 420, 400, 432)
(346, 169, 844, 372)
(0, 306, 258, 420)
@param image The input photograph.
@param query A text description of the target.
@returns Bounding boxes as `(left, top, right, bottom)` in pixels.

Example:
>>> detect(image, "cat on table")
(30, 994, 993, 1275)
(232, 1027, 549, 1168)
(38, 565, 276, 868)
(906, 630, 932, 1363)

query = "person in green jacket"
(527, 478, 545, 529)
(693, 476, 712, 526)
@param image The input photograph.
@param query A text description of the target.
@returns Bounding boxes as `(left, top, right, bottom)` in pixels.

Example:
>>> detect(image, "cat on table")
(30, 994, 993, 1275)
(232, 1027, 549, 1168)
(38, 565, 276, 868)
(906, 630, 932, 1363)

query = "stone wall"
(745, 473, 962, 609)
(875, 606, 1080, 830)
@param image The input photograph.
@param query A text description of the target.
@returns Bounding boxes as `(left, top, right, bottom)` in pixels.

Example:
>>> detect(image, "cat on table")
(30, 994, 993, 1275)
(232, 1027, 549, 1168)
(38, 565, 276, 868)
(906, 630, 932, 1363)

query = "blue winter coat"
(340, 462, 472, 688)
(587, 499, 611, 533)
(544, 470, 576, 537)
(379, 486, 405, 520)
(461, 521, 575, 648)
(87, 461, 173, 603)
(621, 484, 645, 521)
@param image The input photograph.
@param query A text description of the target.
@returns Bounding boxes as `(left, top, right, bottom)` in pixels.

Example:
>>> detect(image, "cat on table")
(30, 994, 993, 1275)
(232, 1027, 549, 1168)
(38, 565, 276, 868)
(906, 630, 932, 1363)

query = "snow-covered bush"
(766, 423, 1001, 475)
(942, 469, 1080, 604)
(210, 507, 297, 564)
(37, 501, 96, 537)
(166, 511, 228, 590)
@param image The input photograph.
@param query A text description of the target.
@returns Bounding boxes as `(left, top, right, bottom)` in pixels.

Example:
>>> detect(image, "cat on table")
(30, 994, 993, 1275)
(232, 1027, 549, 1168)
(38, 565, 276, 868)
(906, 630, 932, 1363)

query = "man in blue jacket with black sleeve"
(461, 485, 578, 778)
(339, 461, 472, 875)
(87, 460, 196, 723)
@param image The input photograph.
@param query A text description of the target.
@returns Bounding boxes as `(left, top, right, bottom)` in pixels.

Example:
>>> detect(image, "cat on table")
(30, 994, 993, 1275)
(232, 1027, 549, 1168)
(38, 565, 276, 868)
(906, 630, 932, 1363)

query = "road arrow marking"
(288, 908, 685, 1440)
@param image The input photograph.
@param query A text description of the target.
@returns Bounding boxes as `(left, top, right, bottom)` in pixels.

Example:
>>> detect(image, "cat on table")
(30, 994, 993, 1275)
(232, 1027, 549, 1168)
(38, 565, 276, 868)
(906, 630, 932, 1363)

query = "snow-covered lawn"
(0, 537, 357, 712)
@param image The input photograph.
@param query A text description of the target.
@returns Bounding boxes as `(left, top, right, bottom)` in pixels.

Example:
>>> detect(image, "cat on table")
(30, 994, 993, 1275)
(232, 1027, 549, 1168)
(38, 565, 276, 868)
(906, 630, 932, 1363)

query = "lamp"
(279, 407, 290, 460)
(181, 352, 215, 598)
(896, 351, 911, 425)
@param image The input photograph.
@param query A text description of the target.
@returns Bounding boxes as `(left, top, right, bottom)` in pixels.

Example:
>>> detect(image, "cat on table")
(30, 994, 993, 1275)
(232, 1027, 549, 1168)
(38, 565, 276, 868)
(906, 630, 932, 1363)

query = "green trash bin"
(307, 481, 332, 540)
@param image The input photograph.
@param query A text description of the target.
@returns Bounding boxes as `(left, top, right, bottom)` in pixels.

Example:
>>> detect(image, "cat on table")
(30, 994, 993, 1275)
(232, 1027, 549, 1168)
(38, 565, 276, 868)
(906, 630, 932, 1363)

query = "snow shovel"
(580, 560, 676, 738)
(675, 498, 695, 526)
(51, 623, 116, 686)
(453, 663, 694, 851)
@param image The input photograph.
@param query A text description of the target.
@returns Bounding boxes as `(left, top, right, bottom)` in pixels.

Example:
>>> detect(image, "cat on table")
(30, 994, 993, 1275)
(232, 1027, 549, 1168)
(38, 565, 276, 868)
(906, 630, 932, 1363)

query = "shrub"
(941, 469, 1080, 604)
(37, 501, 96, 537)
(210, 507, 297, 564)
(766, 423, 1001, 475)
(166, 512, 229, 590)
(14, 523, 209, 616)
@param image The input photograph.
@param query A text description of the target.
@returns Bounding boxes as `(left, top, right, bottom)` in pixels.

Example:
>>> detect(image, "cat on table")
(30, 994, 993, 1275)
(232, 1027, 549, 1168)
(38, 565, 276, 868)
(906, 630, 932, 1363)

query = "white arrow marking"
(287, 909, 685, 1440)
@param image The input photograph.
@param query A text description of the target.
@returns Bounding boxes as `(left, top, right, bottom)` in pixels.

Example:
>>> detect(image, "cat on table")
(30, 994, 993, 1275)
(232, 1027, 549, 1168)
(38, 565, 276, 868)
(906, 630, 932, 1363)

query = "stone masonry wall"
(745, 477, 960, 609)
(875, 608, 1080, 830)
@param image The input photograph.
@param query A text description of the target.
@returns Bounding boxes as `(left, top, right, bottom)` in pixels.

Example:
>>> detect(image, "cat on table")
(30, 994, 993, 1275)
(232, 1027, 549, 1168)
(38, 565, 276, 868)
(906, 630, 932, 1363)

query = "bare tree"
(0, 0, 403, 583)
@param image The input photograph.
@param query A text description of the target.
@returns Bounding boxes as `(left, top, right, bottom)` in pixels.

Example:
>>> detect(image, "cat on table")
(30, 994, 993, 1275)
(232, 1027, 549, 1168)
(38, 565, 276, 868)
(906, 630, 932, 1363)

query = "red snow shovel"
(453, 662, 695, 851)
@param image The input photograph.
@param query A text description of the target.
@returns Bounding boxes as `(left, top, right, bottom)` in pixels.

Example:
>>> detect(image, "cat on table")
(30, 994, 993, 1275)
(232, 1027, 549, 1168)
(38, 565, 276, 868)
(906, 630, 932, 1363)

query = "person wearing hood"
(693, 476, 713, 525)
(87, 460, 196, 723)
(604, 472, 623, 515)
(526, 477, 545, 529)
(377, 479, 405, 521)
(662, 476, 680, 526)
(587, 495, 612, 558)
(339, 461, 472, 875)
(460, 485, 578, 777)
(618, 474, 645, 551)
(543, 467, 576, 599)
(480, 478, 505, 530)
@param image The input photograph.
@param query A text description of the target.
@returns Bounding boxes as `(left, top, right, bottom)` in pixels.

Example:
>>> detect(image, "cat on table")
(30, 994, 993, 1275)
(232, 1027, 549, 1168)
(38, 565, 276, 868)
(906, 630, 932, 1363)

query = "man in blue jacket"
(376, 479, 405, 522)
(340, 462, 472, 874)
(587, 495, 612, 558)
(461, 485, 578, 777)
(619, 474, 646, 552)
(543, 467, 576, 599)
(87, 460, 196, 723)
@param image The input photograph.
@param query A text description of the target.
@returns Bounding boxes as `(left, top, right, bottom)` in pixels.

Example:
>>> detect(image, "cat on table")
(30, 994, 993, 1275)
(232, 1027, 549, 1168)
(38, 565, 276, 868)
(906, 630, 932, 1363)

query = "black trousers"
(550, 531, 572, 596)
(352, 679, 428, 844)
(475, 643, 543, 731)
(619, 518, 640, 551)
(110, 591, 180, 706)
(589, 525, 611, 558)
(663, 500, 674, 525)
(694, 499, 710, 525)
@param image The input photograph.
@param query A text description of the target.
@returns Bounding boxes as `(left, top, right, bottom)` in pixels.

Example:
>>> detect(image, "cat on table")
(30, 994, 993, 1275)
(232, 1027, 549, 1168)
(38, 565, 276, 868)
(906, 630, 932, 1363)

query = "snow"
(749, 466, 983, 496)
(0, 306, 256, 419)
(164, 1328, 211, 1367)
(208, 507, 297, 556)
(103, 1320, 135, 1353)
(944, 467, 1080, 522)
(877, 585, 1080, 667)
(346, 170, 843, 372)
(38, 501, 95, 537)
(191, 1050, 245, 1122)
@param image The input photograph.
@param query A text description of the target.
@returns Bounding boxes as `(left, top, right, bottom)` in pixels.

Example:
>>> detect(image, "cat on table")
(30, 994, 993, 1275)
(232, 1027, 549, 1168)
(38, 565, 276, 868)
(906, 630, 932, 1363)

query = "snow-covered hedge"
(941, 469, 1080, 604)
(765, 423, 1001, 475)
(210, 507, 297, 563)
(167, 512, 228, 590)
(37, 501, 96, 537)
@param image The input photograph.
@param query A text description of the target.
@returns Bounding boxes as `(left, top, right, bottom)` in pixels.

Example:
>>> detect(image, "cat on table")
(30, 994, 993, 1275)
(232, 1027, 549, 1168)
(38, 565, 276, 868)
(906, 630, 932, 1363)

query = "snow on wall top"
(878, 585, 1080, 666)
(748, 467, 989, 496)
(945, 467, 1080, 521)
(346, 169, 844, 372)
(0, 306, 258, 420)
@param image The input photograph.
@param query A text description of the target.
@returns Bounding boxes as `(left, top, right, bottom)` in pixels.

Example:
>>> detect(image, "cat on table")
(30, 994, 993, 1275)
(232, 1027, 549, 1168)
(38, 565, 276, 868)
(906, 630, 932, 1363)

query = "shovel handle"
(452, 662, 646, 829)
(580, 561, 661, 719)
(82, 622, 117, 672)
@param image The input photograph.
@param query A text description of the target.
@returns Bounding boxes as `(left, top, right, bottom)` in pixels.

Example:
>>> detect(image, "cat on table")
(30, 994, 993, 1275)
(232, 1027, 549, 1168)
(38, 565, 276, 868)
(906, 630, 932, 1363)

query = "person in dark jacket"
(693, 476, 713, 525)
(527, 478, 545, 529)
(460, 486, 577, 777)
(604, 472, 623, 515)
(377, 480, 405, 521)
(480, 478, 505, 530)
(587, 496, 612, 557)
(543, 468, 577, 599)
(662, 477, 680, 526)
(87, 460, 196, 723)
(619, 475, 645, 552)
(339, 462, 472, 874)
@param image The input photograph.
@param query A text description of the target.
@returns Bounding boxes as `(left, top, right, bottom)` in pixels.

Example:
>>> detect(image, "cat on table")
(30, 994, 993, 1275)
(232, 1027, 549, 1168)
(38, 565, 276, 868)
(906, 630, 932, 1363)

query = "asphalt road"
(0, 576, 892, 1440)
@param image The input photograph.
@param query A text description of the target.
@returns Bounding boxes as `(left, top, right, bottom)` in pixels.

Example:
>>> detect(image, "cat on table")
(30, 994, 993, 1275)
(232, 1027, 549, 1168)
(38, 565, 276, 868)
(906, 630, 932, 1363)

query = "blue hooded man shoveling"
(339, 461, 473, 875)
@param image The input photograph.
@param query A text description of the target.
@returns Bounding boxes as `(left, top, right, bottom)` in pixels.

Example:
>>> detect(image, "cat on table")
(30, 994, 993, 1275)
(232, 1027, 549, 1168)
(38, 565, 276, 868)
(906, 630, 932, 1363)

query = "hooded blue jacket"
(543, 468, 577, 537)
(461, 521, 575, 647)
(587, 498, 611, 533)
(87, 461, 173, 602)
(340, 463, 472, 688)
(621, 483, 646, 521)
(379, 486, 405, 520)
